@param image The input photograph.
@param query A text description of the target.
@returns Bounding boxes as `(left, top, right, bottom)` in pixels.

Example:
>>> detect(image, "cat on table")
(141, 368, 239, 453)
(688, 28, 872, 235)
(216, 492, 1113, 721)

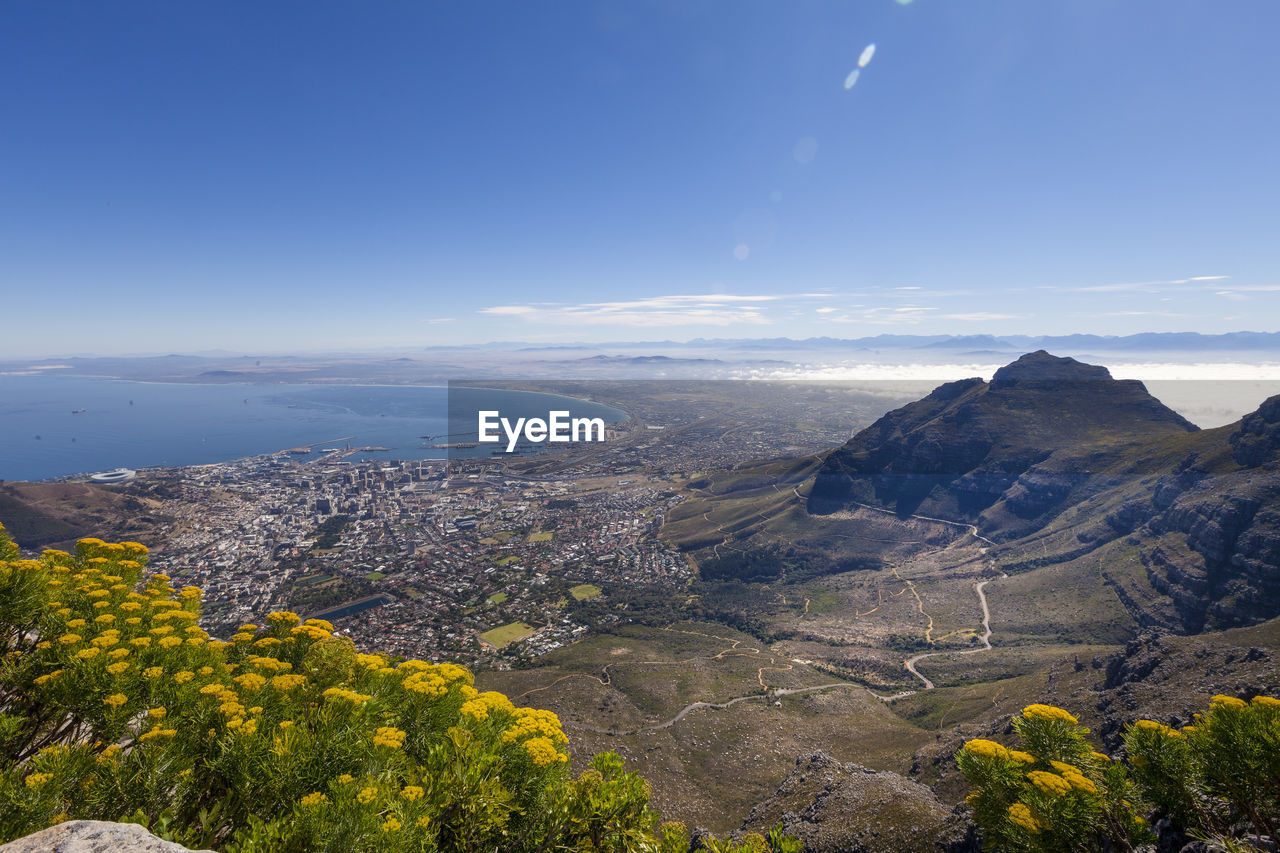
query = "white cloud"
(940, 312, 1023, 321)
(817, 305, 938, 325)
(478, 293, 790, 327)
(1055, 275, 1230, 294)
(1098, 310, 1195, 318)
(482, 305, 538, 316)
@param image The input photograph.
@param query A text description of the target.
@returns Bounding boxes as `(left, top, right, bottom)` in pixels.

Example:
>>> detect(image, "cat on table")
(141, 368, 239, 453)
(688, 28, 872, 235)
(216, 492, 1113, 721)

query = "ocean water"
(0, 375, 626, 482)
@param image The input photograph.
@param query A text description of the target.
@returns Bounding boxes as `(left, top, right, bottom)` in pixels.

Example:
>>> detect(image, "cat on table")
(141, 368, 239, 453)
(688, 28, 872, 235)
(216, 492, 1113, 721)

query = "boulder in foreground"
(0, 820, 208, 853)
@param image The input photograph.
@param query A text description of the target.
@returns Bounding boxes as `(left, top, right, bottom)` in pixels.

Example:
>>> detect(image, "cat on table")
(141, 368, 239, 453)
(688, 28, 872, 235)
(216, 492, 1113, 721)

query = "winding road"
(903, 580, 992, 689)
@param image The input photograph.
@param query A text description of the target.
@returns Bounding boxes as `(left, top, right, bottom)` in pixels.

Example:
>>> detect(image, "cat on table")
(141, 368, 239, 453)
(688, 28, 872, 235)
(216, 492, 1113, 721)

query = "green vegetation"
(479, 622, 536, 649)
(487, 592, 508, 605)
(698, 547, 786, 583)
(0, 526, 795, 852)
(526, 532, 553, 543)
(569, 584, 602, 601)
(284, 571, 374, 616)
(959, 698, 1280, 851)
(364, 572, 385, 582)
(312, 515, 351, 550)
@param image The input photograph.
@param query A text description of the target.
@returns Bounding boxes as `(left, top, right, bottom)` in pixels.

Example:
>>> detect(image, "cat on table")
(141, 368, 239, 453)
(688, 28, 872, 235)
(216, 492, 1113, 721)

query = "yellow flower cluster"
(291, 623, 333, 641)
(322, 687, 372, 704)
(1009, 750, 1036, 764)
(33, 670, 63, 687)
(1048, 761, 1097, 792)
(461, 691, 516, 722)
(2, 529, 598, 846)
(502, 707, 568, 746)
(246, 655, 291, 672)
(1007, 803, 1040, 833)
(372, 726, 406, 749)
(1134, 719, 1181, 737)
(1027, 770, 1073, 797)
(271, 674, 307, 691)
(234, 672, 267, 691)
(399, 660, 471, 698)
(1252, 695, 1280, 710)
(357, 652, 388, 671)
(1022, 704, 1078, 725)
(961, 738, 1010, 761)
(521, 736, 567, 767)
(1210, 694, 1246, 710)
(139, 727, 177, 742)
(25, 772, 54, 788)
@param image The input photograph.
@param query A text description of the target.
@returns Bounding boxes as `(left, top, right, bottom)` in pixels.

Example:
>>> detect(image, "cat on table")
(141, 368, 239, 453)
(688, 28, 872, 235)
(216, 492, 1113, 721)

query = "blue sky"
(3, 0, 1278, 357)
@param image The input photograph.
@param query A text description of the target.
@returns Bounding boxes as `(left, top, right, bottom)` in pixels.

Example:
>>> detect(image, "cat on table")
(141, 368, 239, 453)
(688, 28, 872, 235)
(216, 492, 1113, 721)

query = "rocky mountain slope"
(807, 351, 1280, 632)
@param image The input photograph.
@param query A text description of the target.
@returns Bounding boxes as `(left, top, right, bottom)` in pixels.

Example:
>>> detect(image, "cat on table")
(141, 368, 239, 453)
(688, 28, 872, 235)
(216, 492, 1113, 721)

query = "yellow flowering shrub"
(1124, 693, 1280, 843)
(962, 697, 1280, 851)
(0, 527, 792, 853)
(957, 705, 1147, 852)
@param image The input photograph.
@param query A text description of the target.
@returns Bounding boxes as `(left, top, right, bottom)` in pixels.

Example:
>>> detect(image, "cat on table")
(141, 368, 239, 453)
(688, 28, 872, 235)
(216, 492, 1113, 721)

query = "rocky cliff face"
(809, 351, 1197, 520)
(1137, 463, 1280, 630)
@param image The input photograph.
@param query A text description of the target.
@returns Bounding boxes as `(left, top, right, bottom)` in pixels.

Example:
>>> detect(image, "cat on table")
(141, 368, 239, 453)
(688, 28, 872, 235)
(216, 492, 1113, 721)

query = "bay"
(0, 375, 625, 482)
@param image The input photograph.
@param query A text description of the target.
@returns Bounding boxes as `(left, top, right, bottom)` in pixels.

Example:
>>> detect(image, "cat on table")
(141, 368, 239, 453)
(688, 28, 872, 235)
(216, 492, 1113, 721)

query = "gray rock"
(0, 821, 210, 853)
(741, 751, 979, 853)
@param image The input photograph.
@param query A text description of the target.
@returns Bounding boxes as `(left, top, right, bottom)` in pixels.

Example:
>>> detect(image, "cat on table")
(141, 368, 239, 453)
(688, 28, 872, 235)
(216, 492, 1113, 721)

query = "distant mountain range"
(9, 331, 1280, 364)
